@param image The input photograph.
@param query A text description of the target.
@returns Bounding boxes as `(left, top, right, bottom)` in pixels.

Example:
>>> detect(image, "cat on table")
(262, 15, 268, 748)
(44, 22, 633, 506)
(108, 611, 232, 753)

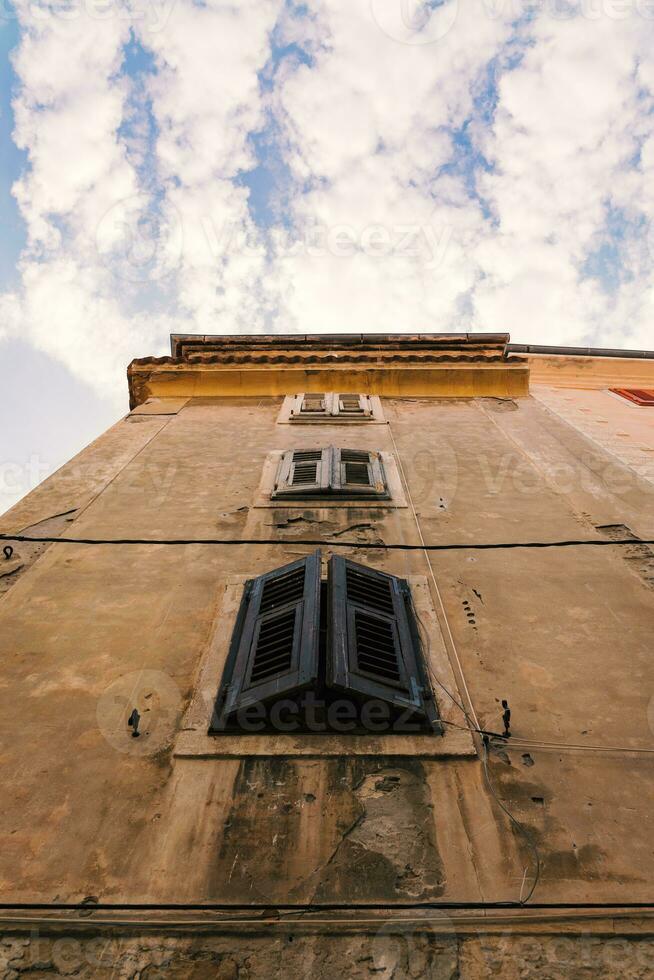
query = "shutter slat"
(211, 551, 321, 729)
(260, 566, 305, 610)
(346, 566, 395, 613)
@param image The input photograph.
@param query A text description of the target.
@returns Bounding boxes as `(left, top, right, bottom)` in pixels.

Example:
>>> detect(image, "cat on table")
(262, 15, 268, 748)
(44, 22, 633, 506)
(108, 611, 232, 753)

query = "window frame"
(610, 387, 654, 407)
(255, 450, 407, 508)
(289, 392, 333, 418)
(272, 447, 390, 501)
(277, 393, 385, 424)
(210, 555, 441, 737)
(176, 573, 473, 758)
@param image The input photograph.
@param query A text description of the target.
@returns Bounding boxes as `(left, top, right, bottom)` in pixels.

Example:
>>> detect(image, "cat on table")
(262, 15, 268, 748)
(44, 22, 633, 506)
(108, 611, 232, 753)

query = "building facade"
(1, 333, 654, 978)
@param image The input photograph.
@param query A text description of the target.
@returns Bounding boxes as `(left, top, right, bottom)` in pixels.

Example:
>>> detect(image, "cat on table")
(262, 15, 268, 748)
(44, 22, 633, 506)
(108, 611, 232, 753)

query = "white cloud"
(256, 0, 507, 331)
(3, 2, 176, 405)
(11, 3, 136, 251)
(2, 0, 654, 398)
(473, 11, 654, 344)
(265, 1, 654, 342)
(138, 0, 282, 332)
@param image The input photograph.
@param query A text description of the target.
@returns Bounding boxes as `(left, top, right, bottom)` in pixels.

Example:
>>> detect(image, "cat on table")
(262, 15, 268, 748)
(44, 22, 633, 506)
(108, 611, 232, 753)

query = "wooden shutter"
(213, 551, 321, 728)
(327, 556, 425, 714)
(332, 449, 388, 497)
(335, 394, 371, 417)
(610, 388, 654, 407)
(288, 392, 332, 418)
(273, 448, 332, 497)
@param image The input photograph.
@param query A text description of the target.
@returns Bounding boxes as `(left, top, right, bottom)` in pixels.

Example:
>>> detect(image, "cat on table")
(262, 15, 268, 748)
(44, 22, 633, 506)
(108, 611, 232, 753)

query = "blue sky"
(1, 0, 654, 513)
(0, 17, 26, 291)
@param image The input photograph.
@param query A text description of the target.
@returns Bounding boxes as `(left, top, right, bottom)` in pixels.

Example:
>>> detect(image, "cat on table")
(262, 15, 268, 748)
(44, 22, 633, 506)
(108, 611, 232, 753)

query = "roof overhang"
(509, 344, 654, 390)
(127, 333, 654, 409)
(127, 333, 529, 408)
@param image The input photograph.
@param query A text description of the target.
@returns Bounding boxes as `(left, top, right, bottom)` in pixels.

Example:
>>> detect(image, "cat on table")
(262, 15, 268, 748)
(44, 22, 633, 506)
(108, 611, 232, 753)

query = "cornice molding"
(127, 337, 529, 407)
(127, 333, 654, 408)
(169, 331, 512, 359)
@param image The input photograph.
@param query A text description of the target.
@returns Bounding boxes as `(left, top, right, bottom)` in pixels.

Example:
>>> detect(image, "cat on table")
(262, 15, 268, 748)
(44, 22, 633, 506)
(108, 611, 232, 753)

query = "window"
(610, 388, 654, 407)
(336, 393, 369, 417)
(298, 392, 329, 416)
(290, 392, 373, 419)
(278, 393, 384, 423)
(272, 447, 388, 500)
(210, 552, 440, 736)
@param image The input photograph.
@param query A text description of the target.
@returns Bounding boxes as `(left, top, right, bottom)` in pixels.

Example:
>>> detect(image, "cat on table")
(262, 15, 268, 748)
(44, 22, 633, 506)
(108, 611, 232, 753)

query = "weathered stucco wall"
(533, 385, 654, 487)
(1, 390, 654, 973)
(2, 926, 654, 979)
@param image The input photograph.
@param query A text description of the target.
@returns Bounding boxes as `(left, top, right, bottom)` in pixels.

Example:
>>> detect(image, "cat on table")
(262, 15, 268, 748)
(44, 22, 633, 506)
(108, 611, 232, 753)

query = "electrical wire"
(409, 594, 469, 718)
(386, 422, 482, 736)
(408, 594, 507, 739)
(430, 717, 654, 758)
(387, 425, 541, 906)
(3, 478, 650, 908)
(497, 736, 654, 756)
(405, 607, 654, 757)
(0, 914, 652, 932)
(1, 908, 653, 933)
(0, 900, 651, 911)
(2, 532, 654, 551)
(4, 526, 545, 906)
(481, 739, 541, 905)
(439, 717, 508, 739)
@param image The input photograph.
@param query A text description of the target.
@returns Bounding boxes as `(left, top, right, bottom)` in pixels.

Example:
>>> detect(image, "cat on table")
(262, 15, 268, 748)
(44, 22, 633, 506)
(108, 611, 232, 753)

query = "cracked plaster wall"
(1, 394, 654, 965)
(3, 932, 654, 980)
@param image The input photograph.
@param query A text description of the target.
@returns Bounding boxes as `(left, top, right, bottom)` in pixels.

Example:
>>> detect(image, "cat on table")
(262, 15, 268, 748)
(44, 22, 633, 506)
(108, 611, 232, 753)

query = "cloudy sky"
(1, 0, 654, 513)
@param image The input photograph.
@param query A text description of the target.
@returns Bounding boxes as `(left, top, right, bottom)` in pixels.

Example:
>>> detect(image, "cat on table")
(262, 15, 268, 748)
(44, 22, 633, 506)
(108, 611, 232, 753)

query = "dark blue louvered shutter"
(212, 551, 321, 728)
(327, 555, 425, 714)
